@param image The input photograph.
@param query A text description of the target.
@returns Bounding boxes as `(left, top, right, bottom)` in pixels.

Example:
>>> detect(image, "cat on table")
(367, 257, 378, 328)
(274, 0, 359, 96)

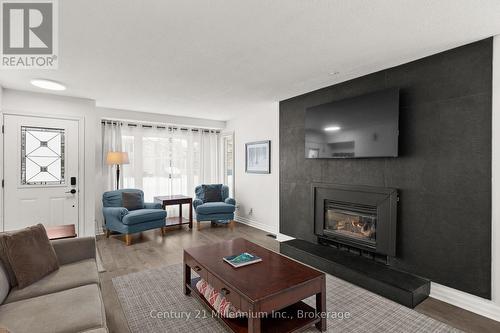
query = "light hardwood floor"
(96, 222, 500, 333)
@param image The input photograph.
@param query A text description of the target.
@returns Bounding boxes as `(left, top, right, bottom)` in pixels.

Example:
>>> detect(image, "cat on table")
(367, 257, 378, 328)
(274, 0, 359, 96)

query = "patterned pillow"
(195, 279, 244, 318)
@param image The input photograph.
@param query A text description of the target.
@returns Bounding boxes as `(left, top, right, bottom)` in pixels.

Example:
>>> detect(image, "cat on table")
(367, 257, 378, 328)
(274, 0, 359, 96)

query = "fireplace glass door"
(324, 200, 377, 247)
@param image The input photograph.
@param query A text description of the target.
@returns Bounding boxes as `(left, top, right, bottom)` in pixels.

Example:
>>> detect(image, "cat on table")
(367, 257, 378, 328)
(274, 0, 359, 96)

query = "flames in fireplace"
(324, 200, 377, 246)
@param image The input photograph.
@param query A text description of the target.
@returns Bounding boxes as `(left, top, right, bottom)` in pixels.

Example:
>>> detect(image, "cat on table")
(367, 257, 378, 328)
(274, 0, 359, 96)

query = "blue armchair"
(102, 189, 167, 245)
(194, 184, 236, 228)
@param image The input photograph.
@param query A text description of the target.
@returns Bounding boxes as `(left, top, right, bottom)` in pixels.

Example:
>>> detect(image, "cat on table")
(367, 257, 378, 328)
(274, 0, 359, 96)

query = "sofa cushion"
(122, 191, 143, 211)
(122, 209, 167, 225)
(4, 224, 59, 288)
(0, 262, 10, 304)
(4, 259, 98, 304)
(52, 237, 96, 266)
(196, 202, 236, 215)
(0, 284, 105, 333)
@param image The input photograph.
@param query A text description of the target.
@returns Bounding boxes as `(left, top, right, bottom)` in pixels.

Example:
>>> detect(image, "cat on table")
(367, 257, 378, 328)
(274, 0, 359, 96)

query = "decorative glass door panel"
(21, 126, 65, 185)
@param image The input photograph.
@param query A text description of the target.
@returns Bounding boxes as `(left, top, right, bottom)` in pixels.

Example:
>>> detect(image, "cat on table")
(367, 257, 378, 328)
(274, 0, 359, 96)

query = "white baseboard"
(430, 282, 500, 322)
(234, 215, 278, 235)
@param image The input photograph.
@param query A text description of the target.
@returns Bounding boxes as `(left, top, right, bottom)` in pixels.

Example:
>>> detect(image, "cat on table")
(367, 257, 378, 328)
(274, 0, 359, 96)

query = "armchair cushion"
(122, 209, 166, 225)
(196, 202, 236, 215)
(122, 192, 143, 211)
(225, 198, 236, 206)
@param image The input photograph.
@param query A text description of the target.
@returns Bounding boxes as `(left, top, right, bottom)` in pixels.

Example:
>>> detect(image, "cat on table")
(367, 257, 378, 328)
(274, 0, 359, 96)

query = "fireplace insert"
(312, 183, 398, 257)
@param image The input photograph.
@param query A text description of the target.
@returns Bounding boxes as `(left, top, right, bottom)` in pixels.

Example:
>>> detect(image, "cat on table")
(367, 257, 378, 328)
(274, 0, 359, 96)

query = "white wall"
(1, 89, 97, 237)
(225, 103, 280, 234)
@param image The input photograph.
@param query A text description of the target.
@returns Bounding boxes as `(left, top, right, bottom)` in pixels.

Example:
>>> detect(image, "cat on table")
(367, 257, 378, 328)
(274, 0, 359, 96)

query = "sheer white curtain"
(101, 122, 122, 191)
(120, 125, 221, 216)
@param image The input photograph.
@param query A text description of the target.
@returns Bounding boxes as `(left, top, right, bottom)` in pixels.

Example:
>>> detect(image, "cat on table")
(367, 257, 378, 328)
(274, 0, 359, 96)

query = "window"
(21, 126, 65, 185)
(142, 135, 170, 200)
(120, 126, 221, 203)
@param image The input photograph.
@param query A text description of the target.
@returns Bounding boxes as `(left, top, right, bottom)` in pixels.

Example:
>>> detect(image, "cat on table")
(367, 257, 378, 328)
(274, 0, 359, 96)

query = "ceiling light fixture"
(324, 126, 341, 132)
(30, 79, 66, 91)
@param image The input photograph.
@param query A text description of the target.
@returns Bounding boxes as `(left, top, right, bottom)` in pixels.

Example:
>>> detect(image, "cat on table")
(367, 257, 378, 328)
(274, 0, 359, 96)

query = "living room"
(0, 1, 500, 332)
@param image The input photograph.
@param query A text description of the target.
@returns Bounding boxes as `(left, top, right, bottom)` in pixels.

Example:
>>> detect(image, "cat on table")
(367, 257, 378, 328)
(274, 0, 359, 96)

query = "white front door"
(3, 114, 79, 232)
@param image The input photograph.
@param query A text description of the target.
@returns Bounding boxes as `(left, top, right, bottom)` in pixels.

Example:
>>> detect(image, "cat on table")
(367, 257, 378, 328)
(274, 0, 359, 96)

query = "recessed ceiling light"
(324, 126, 341, 132)
(30, 79, 66, 91)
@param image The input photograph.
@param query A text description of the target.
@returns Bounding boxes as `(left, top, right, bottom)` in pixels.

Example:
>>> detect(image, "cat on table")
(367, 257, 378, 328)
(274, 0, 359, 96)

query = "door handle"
(65, 189, 77, 194)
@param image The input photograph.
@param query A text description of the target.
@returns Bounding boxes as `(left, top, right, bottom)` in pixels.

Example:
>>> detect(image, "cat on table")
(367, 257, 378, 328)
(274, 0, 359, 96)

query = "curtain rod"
(101, 120, 220, 133)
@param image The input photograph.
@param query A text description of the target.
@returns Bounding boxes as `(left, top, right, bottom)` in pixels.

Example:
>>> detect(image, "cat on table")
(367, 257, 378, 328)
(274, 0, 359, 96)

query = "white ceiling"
(1, 0, 500, 121)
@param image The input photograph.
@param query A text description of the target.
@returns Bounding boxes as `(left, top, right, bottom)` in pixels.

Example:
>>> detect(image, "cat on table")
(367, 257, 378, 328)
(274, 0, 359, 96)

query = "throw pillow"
(203, 184, 222, 203)
(122, 192, 143, 211)
(0, 234, 17, 287)
(4, 224, 59, 289)
(196, 279, 243, 318)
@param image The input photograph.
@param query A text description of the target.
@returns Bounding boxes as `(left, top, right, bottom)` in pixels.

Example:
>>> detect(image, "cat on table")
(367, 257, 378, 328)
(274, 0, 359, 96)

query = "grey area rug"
(112, 264, 460, 333)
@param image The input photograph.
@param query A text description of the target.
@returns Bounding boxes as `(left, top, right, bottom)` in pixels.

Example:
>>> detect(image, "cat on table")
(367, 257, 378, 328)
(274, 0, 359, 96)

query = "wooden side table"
(154, 195, 193, 229)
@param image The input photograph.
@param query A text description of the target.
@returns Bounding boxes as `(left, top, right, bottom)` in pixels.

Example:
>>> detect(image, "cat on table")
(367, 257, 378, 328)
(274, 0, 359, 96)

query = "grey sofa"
(0, 237, 107, 333)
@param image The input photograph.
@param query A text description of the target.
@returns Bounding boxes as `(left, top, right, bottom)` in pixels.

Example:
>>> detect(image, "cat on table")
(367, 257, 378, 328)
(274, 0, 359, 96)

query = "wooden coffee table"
(184, 238, 326, 333)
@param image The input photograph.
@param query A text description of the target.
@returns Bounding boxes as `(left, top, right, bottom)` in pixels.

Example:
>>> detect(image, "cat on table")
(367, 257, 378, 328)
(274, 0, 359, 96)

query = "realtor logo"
(1, 0, 58, 68)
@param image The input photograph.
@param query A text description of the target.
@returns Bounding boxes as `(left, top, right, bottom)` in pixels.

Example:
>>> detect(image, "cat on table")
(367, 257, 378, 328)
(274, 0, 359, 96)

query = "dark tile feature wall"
(279, 38, 492, 299)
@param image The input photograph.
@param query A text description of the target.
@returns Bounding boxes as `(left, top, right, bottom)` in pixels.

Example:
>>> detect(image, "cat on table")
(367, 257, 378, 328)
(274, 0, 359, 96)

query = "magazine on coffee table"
(223, 252, 262, 268)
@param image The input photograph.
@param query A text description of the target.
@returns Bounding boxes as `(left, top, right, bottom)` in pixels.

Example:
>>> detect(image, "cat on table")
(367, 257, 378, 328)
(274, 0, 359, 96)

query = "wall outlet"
(249, 208, 253, 215)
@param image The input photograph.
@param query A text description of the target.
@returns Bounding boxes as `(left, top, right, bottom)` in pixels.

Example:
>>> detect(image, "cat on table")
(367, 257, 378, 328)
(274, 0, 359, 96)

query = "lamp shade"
(106, 152, 129, 165)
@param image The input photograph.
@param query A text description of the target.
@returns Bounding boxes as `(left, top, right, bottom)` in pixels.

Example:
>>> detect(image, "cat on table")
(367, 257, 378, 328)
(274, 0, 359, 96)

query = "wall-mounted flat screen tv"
(305, 88, 399, 159)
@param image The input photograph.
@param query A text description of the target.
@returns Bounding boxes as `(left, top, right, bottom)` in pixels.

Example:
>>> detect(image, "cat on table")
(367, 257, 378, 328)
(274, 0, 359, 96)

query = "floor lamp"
(106, 152, 129, 190)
